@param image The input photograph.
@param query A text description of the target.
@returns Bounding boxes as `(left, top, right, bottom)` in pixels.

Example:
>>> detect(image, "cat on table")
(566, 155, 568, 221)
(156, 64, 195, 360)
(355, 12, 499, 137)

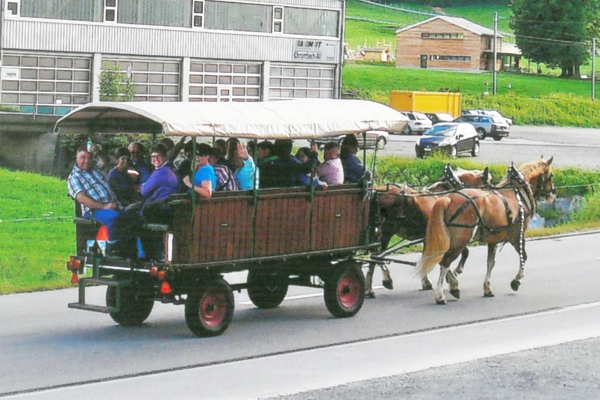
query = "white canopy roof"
(55, 99, 408, 140)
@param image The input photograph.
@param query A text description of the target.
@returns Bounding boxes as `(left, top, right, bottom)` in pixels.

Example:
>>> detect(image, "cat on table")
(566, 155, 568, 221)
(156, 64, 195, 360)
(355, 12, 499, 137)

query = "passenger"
(340, 134, 372, 183)
(224, 138, 240, 171)
(256, 141, 279, 189)
(295, 147, 327, 189)
(67, 147, 121, 250)
(183, 143, 217, 198)
(159, 136, 187, 165)
(176, 140, 194, 182)
(214, 139, 228, 162)
(107, 147, 141, 206)
(210, 147, 238, 191)
(232, 142, 259, 190)
(128, 141, 152, 184)
(135, 143, 180, 259)
(316, 142, 344, 185)
(140, 143, 180, 204)
(273, 139, 318, 187)
(246, 140, 257, 159)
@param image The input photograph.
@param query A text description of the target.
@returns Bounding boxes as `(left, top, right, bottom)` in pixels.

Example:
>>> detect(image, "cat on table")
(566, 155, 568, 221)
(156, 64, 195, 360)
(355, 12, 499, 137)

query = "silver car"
(453, 114, 510, 141)
(399, 111, 433, 135)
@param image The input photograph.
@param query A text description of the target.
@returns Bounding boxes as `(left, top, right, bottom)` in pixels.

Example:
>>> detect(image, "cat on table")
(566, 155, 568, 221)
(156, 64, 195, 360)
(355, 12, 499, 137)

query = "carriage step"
(80, 277, 130, 287)
(68, 302, 116, 314)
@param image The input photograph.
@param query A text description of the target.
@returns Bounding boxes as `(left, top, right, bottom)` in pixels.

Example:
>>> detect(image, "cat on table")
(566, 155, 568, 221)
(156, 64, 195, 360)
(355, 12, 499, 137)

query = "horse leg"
(379, 235, 393, 290)
(381, 264, 393, 290)
(434, 262, 451, 305)
(365, 262, 376, 299)
(511, 242, 528, 291)
(421, 275, 433, 291)
(483, 243, 498, 297)
(453, 248, 469, 276)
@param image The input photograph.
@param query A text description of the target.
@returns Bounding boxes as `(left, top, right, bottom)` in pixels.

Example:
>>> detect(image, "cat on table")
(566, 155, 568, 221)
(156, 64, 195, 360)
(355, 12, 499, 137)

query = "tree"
(99, 66, 135, 101)
(510, 0, 600, 77)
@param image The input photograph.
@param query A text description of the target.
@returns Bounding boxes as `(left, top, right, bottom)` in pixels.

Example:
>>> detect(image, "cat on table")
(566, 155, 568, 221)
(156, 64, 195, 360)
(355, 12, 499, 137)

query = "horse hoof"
(382, 279, 394, 290)
(484, 292, 495, 298)
(421, 283, 433, 291)
(510, 280, 521, 291)
(435, 299, 447, 305)
(365, 291, 376, 299)
(450, 289, 460, 299)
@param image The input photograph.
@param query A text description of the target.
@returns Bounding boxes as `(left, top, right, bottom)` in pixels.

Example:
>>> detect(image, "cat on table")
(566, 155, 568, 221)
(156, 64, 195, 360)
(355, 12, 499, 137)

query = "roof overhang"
(54, 99, 409, 140)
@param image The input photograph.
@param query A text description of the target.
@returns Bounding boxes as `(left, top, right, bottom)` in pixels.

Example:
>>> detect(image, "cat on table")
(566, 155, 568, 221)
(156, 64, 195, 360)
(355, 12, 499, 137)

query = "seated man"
(316, 142, 344, 185)
(340, 134, 372, 183)
(67, 147, 121, 251)
(256, 140, 280, 189)
(128, 141, 152, 185)
(271, 139, 318, 187)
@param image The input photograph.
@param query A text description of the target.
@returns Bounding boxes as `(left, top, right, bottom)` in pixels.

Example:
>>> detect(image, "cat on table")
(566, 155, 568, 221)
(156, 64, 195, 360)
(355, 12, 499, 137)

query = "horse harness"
(444, 165, 536, 242)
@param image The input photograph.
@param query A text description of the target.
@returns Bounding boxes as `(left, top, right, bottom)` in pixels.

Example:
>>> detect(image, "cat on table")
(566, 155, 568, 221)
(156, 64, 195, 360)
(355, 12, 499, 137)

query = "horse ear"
(547, 156, 553, 166)
(482, 166, 490, 183)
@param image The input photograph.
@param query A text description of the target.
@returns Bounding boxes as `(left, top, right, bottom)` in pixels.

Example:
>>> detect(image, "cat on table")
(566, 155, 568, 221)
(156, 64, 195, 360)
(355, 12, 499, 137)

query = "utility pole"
(492, 12, 498, 96)
(592, 38, 596, 101)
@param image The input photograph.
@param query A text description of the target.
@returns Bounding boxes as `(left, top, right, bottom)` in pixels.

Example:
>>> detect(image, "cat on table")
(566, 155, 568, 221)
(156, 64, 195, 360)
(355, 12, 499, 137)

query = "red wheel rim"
(338, 272, 359, 308)
(200, 289, 227, 328)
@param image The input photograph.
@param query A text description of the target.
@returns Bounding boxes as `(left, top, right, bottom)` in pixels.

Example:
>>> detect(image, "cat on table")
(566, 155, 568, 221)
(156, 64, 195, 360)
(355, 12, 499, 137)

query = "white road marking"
(7, 301, 600, 400)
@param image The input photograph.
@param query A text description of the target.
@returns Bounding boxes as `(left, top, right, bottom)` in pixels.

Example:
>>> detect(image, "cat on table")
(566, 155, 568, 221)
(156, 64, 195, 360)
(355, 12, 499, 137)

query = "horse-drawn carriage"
(59, 99, 409, 337)
(59, 99, 556, 338)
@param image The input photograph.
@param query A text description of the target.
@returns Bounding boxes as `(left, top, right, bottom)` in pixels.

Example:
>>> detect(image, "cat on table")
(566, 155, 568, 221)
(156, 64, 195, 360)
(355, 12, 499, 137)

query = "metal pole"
(493, 12, 498, 96)
(592, 38, 596, 101)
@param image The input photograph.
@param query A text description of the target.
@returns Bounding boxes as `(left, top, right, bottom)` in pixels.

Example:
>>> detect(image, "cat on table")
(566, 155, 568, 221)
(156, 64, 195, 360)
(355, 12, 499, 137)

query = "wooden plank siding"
(396, 19, 491, 71)
(171, 185, 370, 265)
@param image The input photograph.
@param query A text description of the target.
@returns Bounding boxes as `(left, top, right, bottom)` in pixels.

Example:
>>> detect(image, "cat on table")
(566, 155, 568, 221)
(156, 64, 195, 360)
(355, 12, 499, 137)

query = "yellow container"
(390, 91, 462, 118)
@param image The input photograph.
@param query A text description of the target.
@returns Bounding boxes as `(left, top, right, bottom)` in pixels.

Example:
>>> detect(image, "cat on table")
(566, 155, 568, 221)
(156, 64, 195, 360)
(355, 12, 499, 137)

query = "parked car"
(424, 112, 455, 125)
(464, 109, 513, 126)
(399, 111, 432, 135)
(314, 130, 389, 150)
(415, 123, 479, 159)
(453, 114, 510, 141)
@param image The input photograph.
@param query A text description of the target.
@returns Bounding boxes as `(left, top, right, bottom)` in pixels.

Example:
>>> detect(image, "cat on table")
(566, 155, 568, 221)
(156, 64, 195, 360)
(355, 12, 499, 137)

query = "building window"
(429, 55, 471, 62)
(104, 0, 117, 23)
(273, 7, 283, 33)
(189, 61, 261, 102)
(205, 1, 271, 33)
(192, 0, 204, 28)
(421, 32, 464, 39)
(6, 0, 20, 17)
(102, 59, 180, 101)
(283, 8, 338, 37)
(269, 65, 334, 100)
(1, 53, 92, 110)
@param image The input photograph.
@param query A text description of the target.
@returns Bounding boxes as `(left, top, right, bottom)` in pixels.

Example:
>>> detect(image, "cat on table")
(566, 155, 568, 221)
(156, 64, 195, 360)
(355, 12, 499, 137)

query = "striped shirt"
(67, 165, 116, 214)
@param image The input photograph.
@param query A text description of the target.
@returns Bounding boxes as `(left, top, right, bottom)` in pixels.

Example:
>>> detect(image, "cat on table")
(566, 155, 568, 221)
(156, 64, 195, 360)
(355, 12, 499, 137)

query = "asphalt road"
(2, 231, 600, 399)
(380, 125, 600, 170)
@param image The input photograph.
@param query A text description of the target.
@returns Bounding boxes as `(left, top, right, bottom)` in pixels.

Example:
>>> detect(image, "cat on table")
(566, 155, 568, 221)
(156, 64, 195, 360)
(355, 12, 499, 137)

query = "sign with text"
(2, 68, 20, 80)
(293, 40, 337, 63)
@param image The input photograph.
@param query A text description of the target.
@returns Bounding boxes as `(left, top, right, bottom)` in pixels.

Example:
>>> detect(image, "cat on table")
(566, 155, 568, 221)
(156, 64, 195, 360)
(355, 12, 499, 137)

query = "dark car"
(415, 122, 479, 158)
(424, 112, 455, 125)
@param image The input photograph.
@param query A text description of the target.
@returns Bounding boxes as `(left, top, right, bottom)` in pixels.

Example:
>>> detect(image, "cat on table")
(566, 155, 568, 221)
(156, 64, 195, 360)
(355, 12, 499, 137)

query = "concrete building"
(0, 0, 346, 171)
(395, 16, 521, 72)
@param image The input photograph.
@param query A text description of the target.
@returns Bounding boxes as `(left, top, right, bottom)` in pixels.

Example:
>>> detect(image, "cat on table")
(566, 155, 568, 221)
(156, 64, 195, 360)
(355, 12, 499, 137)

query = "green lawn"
(0, 169, 74, 293)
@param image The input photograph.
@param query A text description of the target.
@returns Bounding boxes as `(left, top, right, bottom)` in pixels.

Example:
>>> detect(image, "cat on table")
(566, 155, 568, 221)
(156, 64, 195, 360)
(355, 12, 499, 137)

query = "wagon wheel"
(185, 277, 234, 337)
(247, 269, 289, 309)
(324, 262, 365, 318)
(106, 284, 154, 327)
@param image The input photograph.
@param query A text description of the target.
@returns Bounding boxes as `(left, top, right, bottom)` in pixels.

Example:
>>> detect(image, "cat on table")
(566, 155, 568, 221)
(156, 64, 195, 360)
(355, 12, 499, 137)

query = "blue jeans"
(90, 209, 120, 240)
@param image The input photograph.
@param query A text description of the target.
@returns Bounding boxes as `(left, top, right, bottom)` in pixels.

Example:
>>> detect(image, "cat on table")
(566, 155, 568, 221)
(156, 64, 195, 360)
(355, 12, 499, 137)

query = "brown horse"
(417, 157, 555, 304)
(365, 165, 493, 298)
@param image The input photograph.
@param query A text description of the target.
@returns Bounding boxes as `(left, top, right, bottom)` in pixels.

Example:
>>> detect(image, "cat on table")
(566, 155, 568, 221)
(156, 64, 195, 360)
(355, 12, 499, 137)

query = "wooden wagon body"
(59, 99, 408, 337)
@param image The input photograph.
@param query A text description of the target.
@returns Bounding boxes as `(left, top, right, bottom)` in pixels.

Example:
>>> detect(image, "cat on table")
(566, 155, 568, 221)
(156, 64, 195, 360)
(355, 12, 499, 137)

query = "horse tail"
(417, 197, 452, 279)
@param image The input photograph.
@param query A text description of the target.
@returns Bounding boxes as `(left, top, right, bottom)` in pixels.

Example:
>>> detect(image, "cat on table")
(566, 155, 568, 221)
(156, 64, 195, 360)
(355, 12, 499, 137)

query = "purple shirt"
(140, 164, 179, 203)
(317, 158, 344, 185)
